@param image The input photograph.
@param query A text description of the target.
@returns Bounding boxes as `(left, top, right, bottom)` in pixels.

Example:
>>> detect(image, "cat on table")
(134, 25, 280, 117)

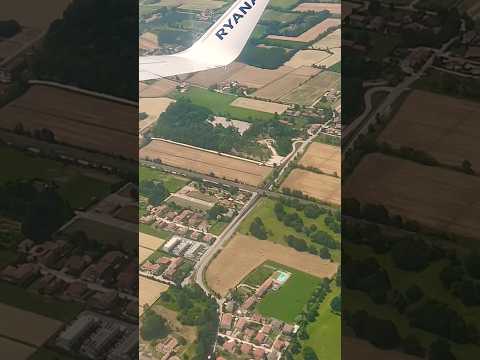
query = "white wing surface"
(139, 0, 271, 81)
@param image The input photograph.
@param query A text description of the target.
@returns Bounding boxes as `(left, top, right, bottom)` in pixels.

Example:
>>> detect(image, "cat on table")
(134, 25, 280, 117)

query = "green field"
(140, 223, 173, 241)
(238, 197, 340, 261)
(140, 165, 190, 192)
(0, 147, 116, 209)
(209, 220, 228, 236)
(329, 61, 341, 73)
(270, 0, 300, 10)
(296, 286, 341, 360)
(262, 9, 300, 23)
(172, 87, 275, 122)
(0, 282, 83, 322)
(256, 261, 321, 323)
(242, 262, 277, 287)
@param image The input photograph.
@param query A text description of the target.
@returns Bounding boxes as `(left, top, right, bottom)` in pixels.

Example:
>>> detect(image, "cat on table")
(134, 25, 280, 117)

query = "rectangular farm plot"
(282, 169, 340, 205)
(140, 232, 166, 251)
(140, 139, 271, 186)
(140, 78, 177, 98)
(252, 67, 319, 100)
(344, 153, 480, 240)
(139, 246, 154, 264)
(0, 85, 137, 159)
(0, 303, 63, 346)
(0, 337, 36, 360)
(205, 234, 338, 296)
(284, 49, 332, 68)
(188, 62, 246, 88)
(299, 142, 341, 176)
(379, 90, 480, 170)
(267, 18, 340, 43)
(227, 65, 292, 89)
(139, 97, 175, 134)
(313, 28, 341, 49)
(230, 97, 288, 114)
(280, 70, 340, 106)
(139, 276, 169, 315)
(294, 3, 341, 14)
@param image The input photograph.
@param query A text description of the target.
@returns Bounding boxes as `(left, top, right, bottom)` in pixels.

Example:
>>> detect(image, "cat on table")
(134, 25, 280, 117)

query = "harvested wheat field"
(294, 3, 341, 14)
(139, 97, 175, 133)
(280, 70, 340, 105)
(284, 49, 332, 68)
(139, 246, 154, 264)
(344, 153, 480, 240)
(253, 67, 319, 100)
(188, 62, 245, 87)
(140, 139, 271, 186)
(139, 32, 158, 50)
(230, 97, 288, 114)
(318, 47, 341, 68)
(379, 90, 480, 170)
(139, 276, 169, 315)
(0, 337, 36, 360)
(206, 234, 338, 296)
(299, 142, 341, 176)
(344, 337, 420, 360)
(140, 78, 178, 98)
(227, 64, 293, 88)
(313, 28, 341, 49)
(140, 232, 166, 251)
(267, 18, 340, 43)
(0, 84, 137, 159)
(0, 303, 63, 346)
(282, 169, 340, 205)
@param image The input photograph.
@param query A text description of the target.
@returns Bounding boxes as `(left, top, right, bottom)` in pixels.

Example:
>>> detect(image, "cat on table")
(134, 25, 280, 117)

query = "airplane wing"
(139, 0, 271, 81)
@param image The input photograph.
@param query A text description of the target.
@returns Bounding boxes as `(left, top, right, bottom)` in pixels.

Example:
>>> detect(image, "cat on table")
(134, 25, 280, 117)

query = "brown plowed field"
(299, 142, 341, 176)
(140, 139, 271, 186)
(344, 153, 480, 240)
(282, 169, 340, 205)
(206, 234, 338, 296)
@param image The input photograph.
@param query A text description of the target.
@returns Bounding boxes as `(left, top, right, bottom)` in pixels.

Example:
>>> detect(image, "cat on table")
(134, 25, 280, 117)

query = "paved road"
(193, 191, 260, 297)
(342, 36, 459, 157)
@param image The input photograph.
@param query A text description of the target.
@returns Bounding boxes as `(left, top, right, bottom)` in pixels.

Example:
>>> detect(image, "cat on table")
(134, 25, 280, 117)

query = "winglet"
(182, 0, 271, 65)
(139, 0, 270, 80)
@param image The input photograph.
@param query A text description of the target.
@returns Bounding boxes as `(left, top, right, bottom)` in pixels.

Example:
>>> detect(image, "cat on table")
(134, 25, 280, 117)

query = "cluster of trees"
(0, 20, 21, 38)
(239, 45, 296, 69)
(273, 201, 339, 255)
(285, 278, 336, 359)
(140, 180, 169, 206)
(343, 198, 421, 232)
(32, 0, 137, 100)
(0, 180, 73, 243)
(154, 100, 297, 159)
(141, 309, 169, 341)
(249, 217, 268, 240)
(160, 286, 218, 360)
(207, 204, 228, 220)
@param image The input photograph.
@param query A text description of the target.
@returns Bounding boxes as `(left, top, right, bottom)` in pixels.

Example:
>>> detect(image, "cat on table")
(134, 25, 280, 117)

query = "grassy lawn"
(140, 165, 190, 192)
(140, 223, 173, 240)
(172, 87, 275, 122)
(239, 197, 340, 260)
(0, 147, 115, 209)
(209, 221, 228, 236)
(242, 262, 277, 287)
(295, 286, 340, 360)
(0, 282, 83, 322)
(256, 261, 321, 323)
